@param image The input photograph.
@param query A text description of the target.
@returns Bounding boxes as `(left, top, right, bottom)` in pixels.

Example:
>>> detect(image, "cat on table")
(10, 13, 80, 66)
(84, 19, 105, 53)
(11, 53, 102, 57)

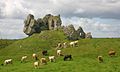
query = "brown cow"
(108, 50, 116, 57)
(40, 58, 47, 65)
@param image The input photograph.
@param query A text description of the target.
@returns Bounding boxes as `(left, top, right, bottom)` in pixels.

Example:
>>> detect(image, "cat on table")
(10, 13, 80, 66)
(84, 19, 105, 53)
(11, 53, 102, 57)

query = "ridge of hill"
(0, 39, 17, 49)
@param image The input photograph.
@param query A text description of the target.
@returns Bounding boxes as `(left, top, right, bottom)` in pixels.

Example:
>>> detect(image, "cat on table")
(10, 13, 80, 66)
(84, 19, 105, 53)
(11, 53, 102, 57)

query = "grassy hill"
(0, 30, 120, 72)
(0, 39, 17, 49)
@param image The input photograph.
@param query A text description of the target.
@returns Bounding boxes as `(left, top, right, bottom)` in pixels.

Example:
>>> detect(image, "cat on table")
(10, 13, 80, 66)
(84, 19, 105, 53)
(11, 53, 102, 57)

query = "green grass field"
(0, 39, 17, 49)
(0, 30, 120, 72)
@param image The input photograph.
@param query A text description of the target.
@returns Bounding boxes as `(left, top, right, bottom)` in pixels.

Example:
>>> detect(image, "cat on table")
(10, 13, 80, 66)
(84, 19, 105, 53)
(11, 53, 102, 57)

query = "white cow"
(63, 42, 67, 48)
(32, 53, 38, 60)
(34, 61, 39, 69)
(49, 56, 55, 62)
(57, 50, 62, 56)
(69, 42, 75, 47)
(97, 56, 103, 63)
(4, 59, 12, 65)
(69, 40, 78, 47)
(74, 40, 78, 45)
(56, 43, 62, 49)
(21, 56, 27, 63)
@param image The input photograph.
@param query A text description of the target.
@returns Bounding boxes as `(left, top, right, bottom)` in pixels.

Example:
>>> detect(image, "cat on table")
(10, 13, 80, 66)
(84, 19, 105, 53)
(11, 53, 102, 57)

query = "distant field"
(0, 30, 120, 72)
(0, 39, 17, 49)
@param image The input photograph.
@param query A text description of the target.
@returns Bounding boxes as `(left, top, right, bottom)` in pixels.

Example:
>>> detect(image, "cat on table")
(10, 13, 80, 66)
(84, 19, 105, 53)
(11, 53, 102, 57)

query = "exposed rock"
(43, 14, 62, 30)
(37, 14, 62, 30)
(85, 32, 92, 38)
(23, 14, 62, 36)
(23, 14, 38, 36)
(63, 25, 87, 40)
(23, 14, 92, 39)
(64, 24, 75, 36)
(76, 26, 86, 39)
(37, 18, 48, 31)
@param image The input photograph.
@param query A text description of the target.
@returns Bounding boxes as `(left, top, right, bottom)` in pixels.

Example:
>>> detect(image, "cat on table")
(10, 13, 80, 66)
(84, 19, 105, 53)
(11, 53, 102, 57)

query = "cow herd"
(97, 50, 116, 63)
(1, 40, 117, 69)
(1, 49, 72, 69)
(56, 40, 79, 49)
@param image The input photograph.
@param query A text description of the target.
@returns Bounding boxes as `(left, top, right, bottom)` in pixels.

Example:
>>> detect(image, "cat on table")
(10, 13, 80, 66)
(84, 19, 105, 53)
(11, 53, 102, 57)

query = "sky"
(0, 0, 120, 39)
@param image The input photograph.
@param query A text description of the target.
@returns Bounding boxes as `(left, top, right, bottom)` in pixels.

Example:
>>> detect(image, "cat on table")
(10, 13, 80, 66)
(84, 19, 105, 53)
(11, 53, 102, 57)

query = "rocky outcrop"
(63, 25, 86, 40)
(23, 14, 92, 39)
(23, 14, 38, 36)
(63, 25, 78, 40)
(76, 26, 86, 39)
(85, 32, 92, 38)
(23, 14, 62, 36)
(43, 14, 62, 30)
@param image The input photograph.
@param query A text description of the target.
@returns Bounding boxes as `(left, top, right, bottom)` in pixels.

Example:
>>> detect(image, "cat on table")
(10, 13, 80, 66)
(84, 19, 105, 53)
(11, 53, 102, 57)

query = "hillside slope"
(0, 39, 17, 49)
(0, 30, 120, 72)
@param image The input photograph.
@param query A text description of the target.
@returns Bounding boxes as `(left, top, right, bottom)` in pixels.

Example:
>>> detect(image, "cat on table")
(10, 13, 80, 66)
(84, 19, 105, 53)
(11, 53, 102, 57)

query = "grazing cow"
(74, 40, 78, 46)
(32, 53, 38, 60)
(97, 56, 103, 63)
(69, 42, 75, 47)
(63, 42, 67, 48)
(57, 43, 62, 48)
(69, 40, 78, 47)
(49, 56, 55, 62)
(4, 59, 12, 65)
(42, 50, 47, 56)
(57, 50, 63, 56)
(108, 50, 116, 57)
(34, 61, 39, 69)
(40, 58, 47, 64)
(21, 56, 27, 63)
(64, 55, 72, 61)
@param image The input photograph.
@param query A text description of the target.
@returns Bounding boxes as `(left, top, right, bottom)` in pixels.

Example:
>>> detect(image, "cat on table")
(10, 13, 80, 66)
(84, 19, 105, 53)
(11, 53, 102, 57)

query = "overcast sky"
(0, 0, 120, 39)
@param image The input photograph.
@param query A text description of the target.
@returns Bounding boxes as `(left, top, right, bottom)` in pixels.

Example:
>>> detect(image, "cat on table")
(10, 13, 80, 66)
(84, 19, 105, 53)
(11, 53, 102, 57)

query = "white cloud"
(0, 0, 34, 19)
(62, 17, 120, 38)
(74, 8, 85, 14)
(0, 0, 120, 38)
(0, 19, 27, 39)
(1, 0, 120, 19)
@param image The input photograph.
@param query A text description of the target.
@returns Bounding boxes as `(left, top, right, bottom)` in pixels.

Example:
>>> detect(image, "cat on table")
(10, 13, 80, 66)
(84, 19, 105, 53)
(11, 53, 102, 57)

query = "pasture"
(0, 30, 120, 72)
